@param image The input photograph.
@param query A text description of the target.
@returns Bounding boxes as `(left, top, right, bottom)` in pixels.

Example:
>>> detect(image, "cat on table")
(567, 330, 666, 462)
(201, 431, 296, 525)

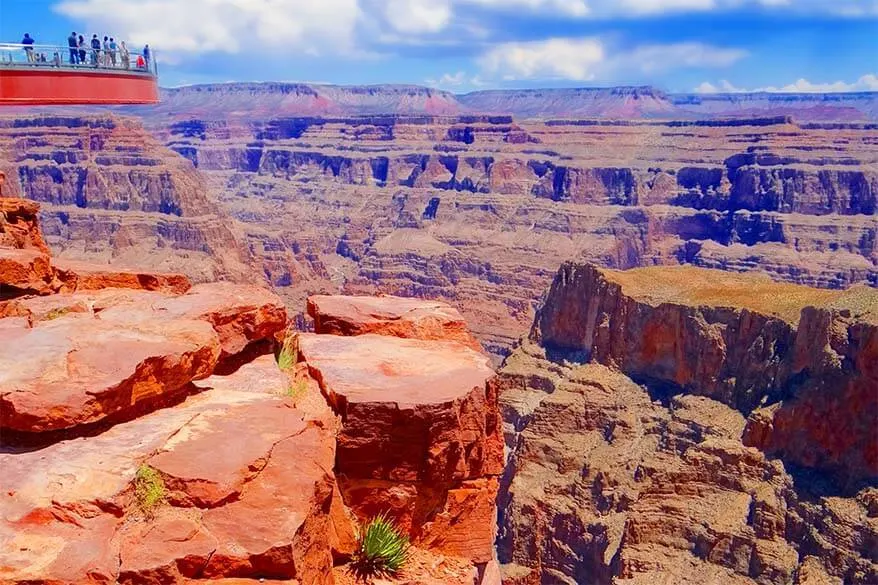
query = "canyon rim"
(1, 2, 877, 583)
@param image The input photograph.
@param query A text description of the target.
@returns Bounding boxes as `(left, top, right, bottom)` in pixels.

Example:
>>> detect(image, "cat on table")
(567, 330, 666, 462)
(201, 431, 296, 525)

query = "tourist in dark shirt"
(68, 32, 78, 65)
(143, 44, 150, 70)
(78, 35, 86, 64)
(91, 34, 100, 66)
(21, 33, 35, 63)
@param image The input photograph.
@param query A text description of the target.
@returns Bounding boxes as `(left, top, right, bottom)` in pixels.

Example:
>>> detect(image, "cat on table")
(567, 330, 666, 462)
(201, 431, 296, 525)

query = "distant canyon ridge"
(2, 83, 876, 359)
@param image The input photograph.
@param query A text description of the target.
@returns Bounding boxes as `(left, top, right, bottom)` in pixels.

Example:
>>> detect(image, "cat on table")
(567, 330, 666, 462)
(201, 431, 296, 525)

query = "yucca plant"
(351, 513, 411, 578)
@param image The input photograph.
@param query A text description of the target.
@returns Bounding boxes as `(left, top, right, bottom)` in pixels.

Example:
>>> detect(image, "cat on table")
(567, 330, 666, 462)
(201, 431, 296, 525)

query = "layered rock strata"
(497, 262, 877, 584)
(0, 116, 252, 282)
(145, 113, 877, 361)
(4, 112, 876, 361)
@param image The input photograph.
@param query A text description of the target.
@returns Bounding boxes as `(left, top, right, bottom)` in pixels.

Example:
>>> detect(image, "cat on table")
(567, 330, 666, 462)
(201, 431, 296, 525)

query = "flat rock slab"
(298, 333, 501, 482)
(0, 312, 220, 434)
(106, 282, 288, 359)
(52, 257, 192, 295)
(1, 363, 335, 584)
(308, 294, 482, 350)
(4, 280, 286, 355)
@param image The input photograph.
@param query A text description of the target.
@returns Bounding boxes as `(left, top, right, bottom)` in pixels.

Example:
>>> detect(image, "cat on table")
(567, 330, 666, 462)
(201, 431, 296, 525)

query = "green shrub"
(276, 331, 298, 371)
(134, 464, 166, 517)
(351, 513, 411, 578)
(44, 307, 71, 320)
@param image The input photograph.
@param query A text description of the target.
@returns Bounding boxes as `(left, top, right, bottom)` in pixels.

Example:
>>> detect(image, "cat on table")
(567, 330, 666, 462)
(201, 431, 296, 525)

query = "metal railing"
(0, 43, 157, 76)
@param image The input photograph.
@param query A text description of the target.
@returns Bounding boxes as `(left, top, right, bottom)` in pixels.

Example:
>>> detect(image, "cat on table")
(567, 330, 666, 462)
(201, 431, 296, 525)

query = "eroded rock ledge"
(499, 261, 877, 584)
(0, 197, 501, 584)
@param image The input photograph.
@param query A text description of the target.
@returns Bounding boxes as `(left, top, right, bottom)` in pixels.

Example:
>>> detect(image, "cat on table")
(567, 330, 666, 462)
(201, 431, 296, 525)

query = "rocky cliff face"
(497, 262, 877, 584)
(0, 115, 253, 283)
(0, 197, 502, 584)
(137, 113, 877, 360)
(3, 107, 876, 361)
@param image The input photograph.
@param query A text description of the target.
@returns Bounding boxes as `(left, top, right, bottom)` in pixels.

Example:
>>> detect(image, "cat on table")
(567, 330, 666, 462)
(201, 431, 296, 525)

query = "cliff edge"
(498, 261, 877, 584)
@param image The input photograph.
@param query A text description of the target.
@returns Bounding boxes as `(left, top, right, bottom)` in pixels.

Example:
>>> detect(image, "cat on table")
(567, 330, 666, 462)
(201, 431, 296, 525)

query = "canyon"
(0, 84, 876, 584)
(3, 87, 876, 359)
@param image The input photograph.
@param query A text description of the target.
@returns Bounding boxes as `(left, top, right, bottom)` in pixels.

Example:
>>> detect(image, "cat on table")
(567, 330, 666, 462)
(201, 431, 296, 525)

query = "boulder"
(150, 282, 287, 360)
(0, 312, 220, 435)
(297, 332, 500, 483)
(308, 294, 482, 351)
(1, 358, 338, 584)
(0, 197, 50, 253)
(0, 247, 55, 296)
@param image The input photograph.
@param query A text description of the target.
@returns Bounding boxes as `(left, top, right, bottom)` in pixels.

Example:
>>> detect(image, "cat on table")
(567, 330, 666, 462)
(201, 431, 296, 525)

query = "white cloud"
(622, 42, 747, 73)
(384, 0, 452, 33)
(52, 0, 878, 69)
(427, 71, 469, 85)
(461, 0, 589, 16)
(478, 37, 745, 81)
(55, 0, 361, 55)
(695, 74, 878, 93)
(614, 0, 715, 15)
(479, 37, 605, 81)
(425, 70, 487, 88)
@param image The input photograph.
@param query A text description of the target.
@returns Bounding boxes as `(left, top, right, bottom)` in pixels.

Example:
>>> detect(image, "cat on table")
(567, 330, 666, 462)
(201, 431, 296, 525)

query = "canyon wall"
(0, 116, 252, 282)
(3, 89, 876, 360)
(114, 83, 878, 121)
(497, 262, 877, 584)
(146, 113, 877, 359)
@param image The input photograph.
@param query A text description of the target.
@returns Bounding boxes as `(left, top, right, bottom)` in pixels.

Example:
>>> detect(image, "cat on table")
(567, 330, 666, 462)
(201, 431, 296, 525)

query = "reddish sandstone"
(0, 247, 55, 295)
(0, 313, 221, 434)
(308, 294, 482, 351)
(0, 197, 49, 253)
(151, 282, 287, 359)
(1, 354, 337, 584)
(297, 332, 500, 482)
(53, 257, 191, 294)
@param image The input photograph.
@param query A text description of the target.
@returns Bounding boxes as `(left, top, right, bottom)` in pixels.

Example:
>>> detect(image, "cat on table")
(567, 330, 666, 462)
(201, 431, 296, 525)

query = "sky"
(1, 0, 876, 93)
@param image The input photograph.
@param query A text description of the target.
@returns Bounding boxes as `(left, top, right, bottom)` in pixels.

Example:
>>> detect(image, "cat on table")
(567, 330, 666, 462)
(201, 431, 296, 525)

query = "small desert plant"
(287, 378, 308, 400)
(276, 331, 298, 371)
(44, 307, 71, 321)
(351, 513, 411, 578)
(133, 464, 166, 517)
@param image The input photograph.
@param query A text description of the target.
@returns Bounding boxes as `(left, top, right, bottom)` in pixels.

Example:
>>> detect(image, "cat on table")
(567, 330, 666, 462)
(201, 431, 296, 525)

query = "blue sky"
(2, 0, 876, 92)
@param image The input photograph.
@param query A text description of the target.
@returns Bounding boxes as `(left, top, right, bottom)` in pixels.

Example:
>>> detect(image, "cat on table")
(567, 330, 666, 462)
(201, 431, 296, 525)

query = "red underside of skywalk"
(0, 68, 158, 105)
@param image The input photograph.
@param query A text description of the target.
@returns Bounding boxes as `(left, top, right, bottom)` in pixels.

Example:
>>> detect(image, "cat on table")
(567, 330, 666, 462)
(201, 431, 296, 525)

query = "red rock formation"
(52, 257, 191, 294)
(308, 294, 483, 350)
(497, 261, 877, 584)
(296, 331, 504, 564)
(0, 199, 502, 583)
(0, 197, 49, 253)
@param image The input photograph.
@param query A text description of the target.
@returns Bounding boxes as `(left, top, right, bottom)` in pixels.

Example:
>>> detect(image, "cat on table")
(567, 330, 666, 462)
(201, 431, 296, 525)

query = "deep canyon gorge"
(0, 84, 876, 584)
